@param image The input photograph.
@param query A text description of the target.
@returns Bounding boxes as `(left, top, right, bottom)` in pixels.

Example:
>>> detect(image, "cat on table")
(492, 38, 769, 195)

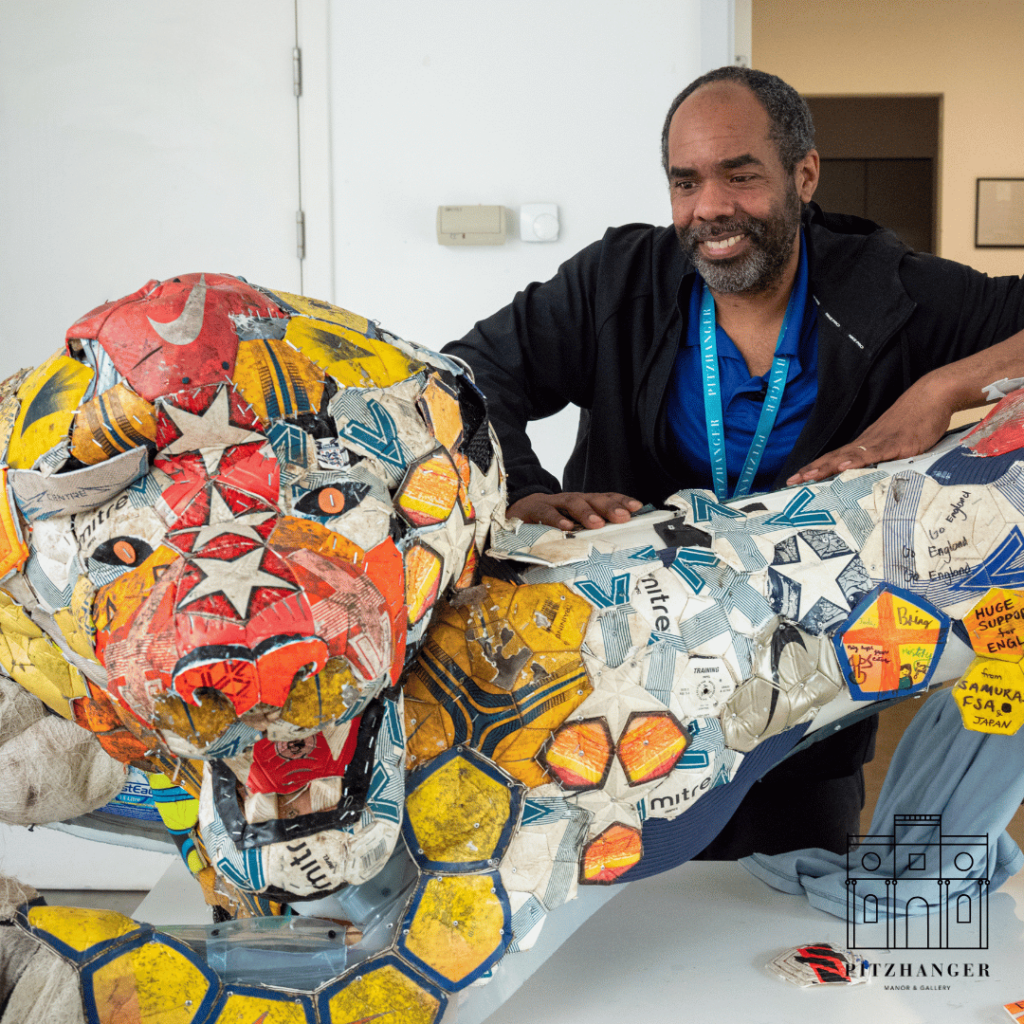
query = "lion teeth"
(310, 776, 343, 812)
(244, 791, 278, 823)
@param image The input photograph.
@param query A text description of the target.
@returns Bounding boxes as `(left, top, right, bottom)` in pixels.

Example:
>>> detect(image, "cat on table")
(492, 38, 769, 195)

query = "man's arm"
(787, 326, 1024, 484)
(445, 236, 644, 528)
(789, 250, 1024, 485)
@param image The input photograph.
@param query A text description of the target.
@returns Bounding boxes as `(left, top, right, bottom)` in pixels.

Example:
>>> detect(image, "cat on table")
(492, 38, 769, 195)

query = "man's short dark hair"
(661, 66, 815, 174)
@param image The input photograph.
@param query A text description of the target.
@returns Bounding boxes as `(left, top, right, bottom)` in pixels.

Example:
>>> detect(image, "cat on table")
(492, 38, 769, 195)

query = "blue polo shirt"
(665, 235, 819, 496)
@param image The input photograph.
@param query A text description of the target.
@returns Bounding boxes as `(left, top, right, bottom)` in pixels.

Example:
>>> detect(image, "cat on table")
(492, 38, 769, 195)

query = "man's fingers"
(507, 492, 642, 530)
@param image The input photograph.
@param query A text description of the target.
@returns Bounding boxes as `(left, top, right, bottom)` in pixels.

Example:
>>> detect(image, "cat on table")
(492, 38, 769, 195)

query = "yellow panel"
(70, 381, 157, 465)
(270, 290, 371, 335)
(0, 590, 86, 718)
(953, 657, 1024, 735)
(212, 990, 310, 1023)
(89, 940, 212, 1024)
(284, 316, 424, 389)
(280, 657, 357, 728)
(8, 352, 93, 470)
(964, 587, 1024, 662)
(0, 471, 29, 580)
(507, 583, 590, 654)
(325, 962, 442, 1024)
(54, 576, 100, 662)
(26, 905, 138, 953)
(0, 389, 21, 465)
(231, 337, 325, 424)
(404, 875, 505, 984)
(406, 755, 510, 863)
(151, 690, 236, 754)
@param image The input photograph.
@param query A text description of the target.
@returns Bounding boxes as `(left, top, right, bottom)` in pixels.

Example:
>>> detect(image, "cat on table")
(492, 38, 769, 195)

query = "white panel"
(0, 0, 302, 380)
(323, 0, 731, 479)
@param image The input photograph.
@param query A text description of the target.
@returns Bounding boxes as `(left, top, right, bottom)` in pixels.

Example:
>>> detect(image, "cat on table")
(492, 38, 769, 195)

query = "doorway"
(806, 96, 940, 255)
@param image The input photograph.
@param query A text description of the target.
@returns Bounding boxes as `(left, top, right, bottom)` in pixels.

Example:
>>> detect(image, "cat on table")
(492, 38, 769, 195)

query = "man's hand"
(786, 373, 958, 485)
(507, 492, 643, 531)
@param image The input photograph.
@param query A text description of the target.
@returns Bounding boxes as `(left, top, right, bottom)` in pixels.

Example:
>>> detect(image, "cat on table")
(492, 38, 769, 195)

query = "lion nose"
(171, 635, 329, 715)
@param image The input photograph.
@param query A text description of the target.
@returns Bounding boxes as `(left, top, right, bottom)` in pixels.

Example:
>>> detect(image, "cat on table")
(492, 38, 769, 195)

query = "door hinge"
(292, 46, 302, 97)
(296, 210, 306, 260)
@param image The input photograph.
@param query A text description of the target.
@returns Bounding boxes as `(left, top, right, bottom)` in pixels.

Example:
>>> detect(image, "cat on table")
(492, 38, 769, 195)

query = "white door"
(0, 0, 303, 379)
(0, 0, 303, 889)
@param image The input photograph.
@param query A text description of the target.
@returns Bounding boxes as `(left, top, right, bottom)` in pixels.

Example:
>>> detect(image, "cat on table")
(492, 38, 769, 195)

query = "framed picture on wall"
(976, 178, 1024, 247)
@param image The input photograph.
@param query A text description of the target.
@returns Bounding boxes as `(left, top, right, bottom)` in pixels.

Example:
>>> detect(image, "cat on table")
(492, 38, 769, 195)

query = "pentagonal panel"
(403, 747, 522, 871)
(833, 584, 949, 700)
(397, 450, 460, 528)
(397, 872, 511, 990)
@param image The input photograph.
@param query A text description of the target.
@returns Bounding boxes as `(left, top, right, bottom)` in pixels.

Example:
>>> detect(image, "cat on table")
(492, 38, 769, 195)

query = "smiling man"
(444, 66, 1024, 856)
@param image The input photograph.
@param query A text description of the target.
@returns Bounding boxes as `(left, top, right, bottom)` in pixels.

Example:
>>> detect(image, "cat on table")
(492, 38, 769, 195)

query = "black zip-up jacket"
(446, 203, 1024, 506)
(444, 204, 1024, 818)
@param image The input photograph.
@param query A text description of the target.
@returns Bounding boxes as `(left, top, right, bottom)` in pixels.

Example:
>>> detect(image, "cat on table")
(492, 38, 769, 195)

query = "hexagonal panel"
(963, 587, 1024, 662)
(833, 584, 949, 700)
(317, 954, 446, 1024)
(580, 823, 643, 884)
(81, 933, 220, 1024)
(397, 450, 460, 528)
(616, 710, 689, 786)
(542, 718, 614, 791)
(397, 872, 511, 990)
(403, 747, 521, 870)
(953, 657, 1024, 735)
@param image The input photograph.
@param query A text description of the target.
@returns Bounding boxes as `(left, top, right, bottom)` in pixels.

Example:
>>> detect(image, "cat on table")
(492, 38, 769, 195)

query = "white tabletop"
(135, 856, 1024, 1024)
(475, 861, 1024, 1024)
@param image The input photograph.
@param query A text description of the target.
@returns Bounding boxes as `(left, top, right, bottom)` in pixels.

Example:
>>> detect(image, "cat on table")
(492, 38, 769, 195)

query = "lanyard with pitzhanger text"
(699, 237, 808, 501)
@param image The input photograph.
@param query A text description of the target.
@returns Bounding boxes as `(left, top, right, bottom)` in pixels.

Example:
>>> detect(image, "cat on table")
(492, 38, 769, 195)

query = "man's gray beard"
(679, 183, 802, 295)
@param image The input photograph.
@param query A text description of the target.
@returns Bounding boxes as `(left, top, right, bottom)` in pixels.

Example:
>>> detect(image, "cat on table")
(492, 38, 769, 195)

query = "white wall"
(315, 0, 737, 476)
(0, 0, 303, 380)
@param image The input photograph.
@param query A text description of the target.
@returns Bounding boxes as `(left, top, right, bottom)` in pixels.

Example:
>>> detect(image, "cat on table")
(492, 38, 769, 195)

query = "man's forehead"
(668, 81, 774, 164)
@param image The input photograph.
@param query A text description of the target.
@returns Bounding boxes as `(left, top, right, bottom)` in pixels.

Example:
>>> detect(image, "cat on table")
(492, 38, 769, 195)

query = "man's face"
(666, 82, 818, 295)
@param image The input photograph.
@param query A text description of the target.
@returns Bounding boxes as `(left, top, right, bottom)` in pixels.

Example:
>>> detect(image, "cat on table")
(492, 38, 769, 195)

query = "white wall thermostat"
(436, 205, 507, 245)
(520, 203, 559, 242)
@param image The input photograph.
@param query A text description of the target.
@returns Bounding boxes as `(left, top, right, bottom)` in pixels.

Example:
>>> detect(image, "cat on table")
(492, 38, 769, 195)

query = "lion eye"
(294, 481, 371, 518)
(92, 537, 153, 567)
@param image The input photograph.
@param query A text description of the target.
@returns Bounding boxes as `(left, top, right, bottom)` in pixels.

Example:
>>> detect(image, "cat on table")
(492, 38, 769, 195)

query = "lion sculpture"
(1, 274, 1022, 1022)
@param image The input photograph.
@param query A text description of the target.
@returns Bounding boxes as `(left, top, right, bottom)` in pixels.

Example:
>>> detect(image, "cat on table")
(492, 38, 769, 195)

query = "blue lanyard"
(699, 238, 808, 500)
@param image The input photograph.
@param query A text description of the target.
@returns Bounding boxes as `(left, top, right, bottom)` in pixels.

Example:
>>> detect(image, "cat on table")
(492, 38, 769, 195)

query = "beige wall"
(753, 0, 1024, 276)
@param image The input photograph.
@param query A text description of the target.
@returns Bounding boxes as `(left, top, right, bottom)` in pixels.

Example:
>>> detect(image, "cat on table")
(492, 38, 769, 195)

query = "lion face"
(0, 273, 504, 899)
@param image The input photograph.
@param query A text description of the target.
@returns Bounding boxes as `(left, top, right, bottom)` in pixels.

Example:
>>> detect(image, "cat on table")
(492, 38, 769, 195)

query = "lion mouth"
(210, 697, 386, 850)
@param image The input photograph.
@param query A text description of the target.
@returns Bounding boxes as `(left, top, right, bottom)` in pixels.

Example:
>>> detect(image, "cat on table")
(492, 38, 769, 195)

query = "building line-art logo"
(845, 813, 989, 950)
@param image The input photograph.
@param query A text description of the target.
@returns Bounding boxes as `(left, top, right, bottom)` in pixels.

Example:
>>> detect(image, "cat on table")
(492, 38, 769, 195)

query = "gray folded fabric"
(741, 687, 1024, 918)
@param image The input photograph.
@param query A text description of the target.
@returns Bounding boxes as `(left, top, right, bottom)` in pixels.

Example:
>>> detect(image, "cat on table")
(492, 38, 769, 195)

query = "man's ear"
(795, 148, 820, 204)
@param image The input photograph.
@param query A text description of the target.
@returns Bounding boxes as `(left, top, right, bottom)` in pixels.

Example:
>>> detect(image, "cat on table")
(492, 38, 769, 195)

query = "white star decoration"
(189, 487, 276, 550)
(181, 545, 296, 617)
(158, 387, 265, 474)
(770, 533, 858, 620)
